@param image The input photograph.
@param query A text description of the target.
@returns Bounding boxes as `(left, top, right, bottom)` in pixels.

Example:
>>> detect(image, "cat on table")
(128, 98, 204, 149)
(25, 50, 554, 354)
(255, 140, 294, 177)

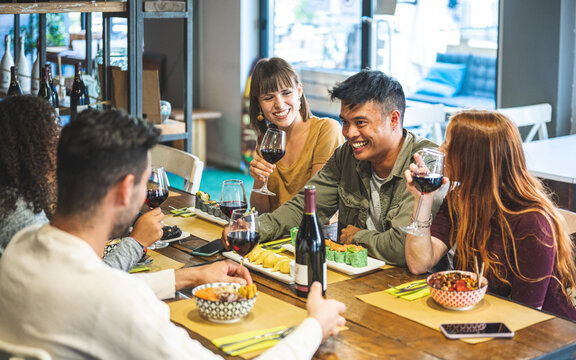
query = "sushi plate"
(282, 244, 386, 276)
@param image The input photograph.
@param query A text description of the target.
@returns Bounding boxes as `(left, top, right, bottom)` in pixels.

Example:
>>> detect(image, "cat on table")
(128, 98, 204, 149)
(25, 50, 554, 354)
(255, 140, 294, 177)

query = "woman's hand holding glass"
(252, 128, 286, 196)
(401, 148, 446, 236)
(145, 166, 170, 250)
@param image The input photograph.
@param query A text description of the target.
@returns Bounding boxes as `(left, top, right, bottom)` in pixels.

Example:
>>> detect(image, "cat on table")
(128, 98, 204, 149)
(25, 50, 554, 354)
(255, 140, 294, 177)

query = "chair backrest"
(150, 144, 204, 194)
(497, 103, 552, 142)
(558, 208, 576, 236)
(0, 339, 51, 360)
(403, 104, 446, 144)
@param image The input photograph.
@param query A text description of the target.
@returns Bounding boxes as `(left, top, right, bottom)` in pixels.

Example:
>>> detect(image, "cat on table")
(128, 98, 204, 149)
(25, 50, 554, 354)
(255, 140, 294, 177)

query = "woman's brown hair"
(0, 96, 60, 218)
(444, 109, 576, 298)
(249, 57, 312, 136)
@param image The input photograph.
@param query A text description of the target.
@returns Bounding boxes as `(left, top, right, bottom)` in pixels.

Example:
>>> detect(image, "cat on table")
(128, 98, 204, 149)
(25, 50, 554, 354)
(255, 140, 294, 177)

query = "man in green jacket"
(225, 70, 439, 267)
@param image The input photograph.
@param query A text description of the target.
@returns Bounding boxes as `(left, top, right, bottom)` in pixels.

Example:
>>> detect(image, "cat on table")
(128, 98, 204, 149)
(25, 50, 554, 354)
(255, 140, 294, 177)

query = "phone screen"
(440, 323, 514, 338)
(192, 239, 224, 256)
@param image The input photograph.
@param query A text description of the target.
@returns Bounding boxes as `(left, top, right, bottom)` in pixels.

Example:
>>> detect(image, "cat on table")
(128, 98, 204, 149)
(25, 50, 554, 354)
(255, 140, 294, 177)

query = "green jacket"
(260, 129, 438, 267)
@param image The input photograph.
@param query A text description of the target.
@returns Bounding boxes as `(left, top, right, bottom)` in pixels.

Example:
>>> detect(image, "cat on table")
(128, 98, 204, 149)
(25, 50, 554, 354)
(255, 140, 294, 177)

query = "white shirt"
(0, 224, 322, 359)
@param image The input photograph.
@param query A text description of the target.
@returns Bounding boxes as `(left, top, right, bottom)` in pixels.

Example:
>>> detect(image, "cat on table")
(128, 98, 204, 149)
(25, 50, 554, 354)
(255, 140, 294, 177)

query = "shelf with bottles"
(0, 2, 126, 15)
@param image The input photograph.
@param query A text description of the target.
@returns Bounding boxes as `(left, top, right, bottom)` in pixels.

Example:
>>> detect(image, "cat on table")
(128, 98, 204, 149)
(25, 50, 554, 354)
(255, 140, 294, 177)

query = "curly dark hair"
(0, 96, 60, 218)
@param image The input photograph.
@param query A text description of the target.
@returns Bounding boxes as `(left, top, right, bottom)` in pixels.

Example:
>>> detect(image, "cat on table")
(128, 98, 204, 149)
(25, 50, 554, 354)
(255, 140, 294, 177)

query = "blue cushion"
(414, 62, 467, 97)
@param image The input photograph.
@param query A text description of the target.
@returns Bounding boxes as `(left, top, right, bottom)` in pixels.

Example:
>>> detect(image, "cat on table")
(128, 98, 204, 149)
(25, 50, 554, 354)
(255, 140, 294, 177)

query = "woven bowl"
(427, 270, 488, 310)
(192, 282, 257, 323)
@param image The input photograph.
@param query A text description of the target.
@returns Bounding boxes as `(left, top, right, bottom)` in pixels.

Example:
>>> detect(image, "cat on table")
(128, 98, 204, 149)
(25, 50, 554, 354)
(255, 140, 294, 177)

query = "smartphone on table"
(440, 322, 514, 339)
(191, 239, 225, 257)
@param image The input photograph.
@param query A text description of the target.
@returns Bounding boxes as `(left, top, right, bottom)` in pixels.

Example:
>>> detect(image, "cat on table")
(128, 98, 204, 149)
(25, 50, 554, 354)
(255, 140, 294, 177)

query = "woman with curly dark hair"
(0, 96, 59, 255)
(0, 96, 163, 273)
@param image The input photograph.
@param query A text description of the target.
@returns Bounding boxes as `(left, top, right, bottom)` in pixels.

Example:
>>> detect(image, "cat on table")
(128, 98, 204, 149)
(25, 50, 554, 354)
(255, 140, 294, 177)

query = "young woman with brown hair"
(404, 109, 576, 320)
(248, 57, 344, 217)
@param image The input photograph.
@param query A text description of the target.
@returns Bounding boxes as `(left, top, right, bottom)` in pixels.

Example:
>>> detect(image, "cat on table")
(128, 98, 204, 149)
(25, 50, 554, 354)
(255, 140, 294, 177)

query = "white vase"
(17, 36, 31, 94)
(31, 47, 40, 95)
(0, 35, 14, 94)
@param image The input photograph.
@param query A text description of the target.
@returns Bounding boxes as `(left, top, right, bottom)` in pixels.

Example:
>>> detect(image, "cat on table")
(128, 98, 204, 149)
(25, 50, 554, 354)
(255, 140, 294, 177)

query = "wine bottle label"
(294, 263, 308, 292)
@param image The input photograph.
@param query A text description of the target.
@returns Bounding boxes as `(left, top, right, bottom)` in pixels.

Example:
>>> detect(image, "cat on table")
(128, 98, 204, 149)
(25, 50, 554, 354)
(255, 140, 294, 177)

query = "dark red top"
(432, 201, 576, 320)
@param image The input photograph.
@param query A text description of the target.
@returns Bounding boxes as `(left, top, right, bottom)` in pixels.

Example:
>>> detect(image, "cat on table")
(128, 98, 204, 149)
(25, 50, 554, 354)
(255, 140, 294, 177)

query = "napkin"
(129, 265, 151, 273)
(385, 280, 430, 301)
(212, 326, 287, 356)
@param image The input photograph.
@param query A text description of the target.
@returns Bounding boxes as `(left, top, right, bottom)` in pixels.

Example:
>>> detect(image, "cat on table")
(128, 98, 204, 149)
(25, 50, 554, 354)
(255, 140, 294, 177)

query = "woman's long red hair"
(444, 110, 576, 298)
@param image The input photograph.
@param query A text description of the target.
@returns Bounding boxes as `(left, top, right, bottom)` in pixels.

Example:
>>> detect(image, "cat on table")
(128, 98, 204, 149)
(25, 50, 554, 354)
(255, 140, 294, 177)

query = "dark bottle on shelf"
(46, 65, 59, 109)
(294, 185, 327, 297)
(7, 66, 22, 96)
(38, 66, 56, 107)
(70, 62, 89, 117)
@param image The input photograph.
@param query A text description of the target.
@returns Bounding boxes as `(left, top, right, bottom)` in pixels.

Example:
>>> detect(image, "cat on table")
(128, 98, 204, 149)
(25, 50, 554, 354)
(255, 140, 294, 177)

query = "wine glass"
(228, 209, 260, 270)
(220, 180, 248, 218)
(252, 128, 286, 196)
(400, 148, 445, 236)
(146, 166, 170, 250)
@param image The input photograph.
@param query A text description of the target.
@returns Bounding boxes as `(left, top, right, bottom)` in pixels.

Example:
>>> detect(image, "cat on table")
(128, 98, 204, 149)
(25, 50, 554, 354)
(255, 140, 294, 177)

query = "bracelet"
(131, 237, 148, 254)
(415, 216, 433, 229)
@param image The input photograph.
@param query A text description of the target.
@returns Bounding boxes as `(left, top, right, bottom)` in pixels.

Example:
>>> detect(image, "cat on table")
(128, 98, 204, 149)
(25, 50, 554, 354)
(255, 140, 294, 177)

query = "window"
(264, 0, 499, 114)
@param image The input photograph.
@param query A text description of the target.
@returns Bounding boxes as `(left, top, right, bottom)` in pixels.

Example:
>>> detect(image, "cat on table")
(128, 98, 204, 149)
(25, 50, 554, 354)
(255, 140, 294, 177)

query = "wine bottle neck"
(303, 186, 317, 214)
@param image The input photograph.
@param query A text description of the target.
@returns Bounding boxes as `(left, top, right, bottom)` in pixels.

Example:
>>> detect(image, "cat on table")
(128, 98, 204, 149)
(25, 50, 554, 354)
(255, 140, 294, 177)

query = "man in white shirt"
(0, 109, 346, 359)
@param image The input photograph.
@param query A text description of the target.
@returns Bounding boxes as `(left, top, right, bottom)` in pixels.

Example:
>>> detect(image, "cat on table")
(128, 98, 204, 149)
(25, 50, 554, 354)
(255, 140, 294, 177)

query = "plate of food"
(282, 239, 386, 276)
(222, 245, 294, 284)
(161, 225, 191, 243)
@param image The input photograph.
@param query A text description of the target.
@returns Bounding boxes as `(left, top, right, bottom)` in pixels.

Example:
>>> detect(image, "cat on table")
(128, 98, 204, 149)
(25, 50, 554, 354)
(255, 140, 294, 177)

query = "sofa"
(407, 53, 497, 109)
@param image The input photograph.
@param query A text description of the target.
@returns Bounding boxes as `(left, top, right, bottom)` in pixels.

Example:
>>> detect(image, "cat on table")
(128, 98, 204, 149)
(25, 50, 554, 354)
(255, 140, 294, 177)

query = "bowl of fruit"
(192, 282, 258, 323)
(427, 270, 488, 310)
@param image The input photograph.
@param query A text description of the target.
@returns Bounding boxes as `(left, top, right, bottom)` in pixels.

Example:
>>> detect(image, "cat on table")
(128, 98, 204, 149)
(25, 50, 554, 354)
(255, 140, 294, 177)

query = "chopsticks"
(474, 256, 485, 288)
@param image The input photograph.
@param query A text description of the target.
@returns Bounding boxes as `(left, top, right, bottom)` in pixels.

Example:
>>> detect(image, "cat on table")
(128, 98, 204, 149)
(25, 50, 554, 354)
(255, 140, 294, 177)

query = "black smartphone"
(440, 322, 514, 339)
(191, 239, 225, 256)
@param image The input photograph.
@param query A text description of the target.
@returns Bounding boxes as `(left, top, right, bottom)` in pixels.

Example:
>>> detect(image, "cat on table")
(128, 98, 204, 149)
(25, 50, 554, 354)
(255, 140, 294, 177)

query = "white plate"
(162, 230, 191, 243)
(222, 251, 294, 284)
(282, 244, 386, 276)
(192, 209, 228, 226)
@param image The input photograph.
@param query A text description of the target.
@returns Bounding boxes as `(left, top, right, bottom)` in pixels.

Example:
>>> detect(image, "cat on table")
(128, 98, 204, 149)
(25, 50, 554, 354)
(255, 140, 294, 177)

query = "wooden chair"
(150, 144, 204, 194)
(0, 338, 51, 360)
(497, 103, 552, 142)
(403, 104, 446, 144)
(558, 208, 576, 235)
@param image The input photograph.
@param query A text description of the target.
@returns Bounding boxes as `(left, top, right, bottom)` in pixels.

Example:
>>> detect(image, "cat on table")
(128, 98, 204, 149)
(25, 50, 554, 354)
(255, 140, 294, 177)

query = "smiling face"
(340, 100, 402, 165)
(258, 82, 303, 130)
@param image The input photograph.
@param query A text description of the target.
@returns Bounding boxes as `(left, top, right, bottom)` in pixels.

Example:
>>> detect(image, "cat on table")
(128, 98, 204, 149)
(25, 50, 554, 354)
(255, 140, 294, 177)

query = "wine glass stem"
(238, 257, 244, 272)
(412, 196, 424, 226)
(261, 177, 269, 192)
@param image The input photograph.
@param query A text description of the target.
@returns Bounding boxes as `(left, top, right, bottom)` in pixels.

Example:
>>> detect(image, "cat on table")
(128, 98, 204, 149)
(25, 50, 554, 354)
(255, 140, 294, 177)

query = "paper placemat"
(169, 291, 307, 358)
(356, 291, 554, 344)
(165, 215, 223, 241)
(146, 250, 185, 272)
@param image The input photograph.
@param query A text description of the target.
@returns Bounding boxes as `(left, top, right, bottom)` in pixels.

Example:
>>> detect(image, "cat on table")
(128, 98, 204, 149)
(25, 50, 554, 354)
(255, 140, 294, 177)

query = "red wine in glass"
(220, 180, 248, 218)
(146, 189, 169, 208)
(412, 174, 443, 194)
(220, 201, 248, 218)
(260, 148, 285, 164)
(228, 231, 261, 257)
(252, 128, 286, 196)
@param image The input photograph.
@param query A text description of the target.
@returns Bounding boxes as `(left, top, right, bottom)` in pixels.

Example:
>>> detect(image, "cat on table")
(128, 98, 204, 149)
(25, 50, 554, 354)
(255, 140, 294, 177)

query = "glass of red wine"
(146, 166, 170, 250)
(220, 180, 248, 218)
(252, 128, 286, 196)
(400, 148, 445, 236)
(228, 209, 260, 271)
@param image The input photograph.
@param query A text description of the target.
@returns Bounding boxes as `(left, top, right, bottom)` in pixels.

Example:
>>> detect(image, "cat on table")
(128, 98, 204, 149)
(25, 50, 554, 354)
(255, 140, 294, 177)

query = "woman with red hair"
(404, 109, 576, 320)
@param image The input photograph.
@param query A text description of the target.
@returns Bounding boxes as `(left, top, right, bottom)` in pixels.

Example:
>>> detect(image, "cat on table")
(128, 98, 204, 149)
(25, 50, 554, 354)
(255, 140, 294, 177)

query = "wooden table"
(157, 191, 576, 359)
(523, 135, 576, 211)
